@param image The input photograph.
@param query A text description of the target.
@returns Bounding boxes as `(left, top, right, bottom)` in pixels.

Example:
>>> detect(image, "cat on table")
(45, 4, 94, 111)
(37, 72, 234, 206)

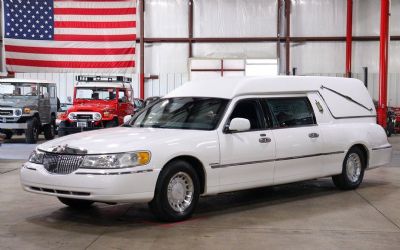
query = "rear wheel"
(332, 147, 366, 190)
(149, 160, 200, 222)
(58, 197, 94, 209)
(25, 117, 39, 144)
(43, 121, 55, 140)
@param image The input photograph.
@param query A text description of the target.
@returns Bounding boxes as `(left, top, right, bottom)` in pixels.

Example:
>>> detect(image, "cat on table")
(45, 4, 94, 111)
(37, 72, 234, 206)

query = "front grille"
(43, 153, 84, 175)
(0, 110, 13, 116)
(76, 114, 93, 120)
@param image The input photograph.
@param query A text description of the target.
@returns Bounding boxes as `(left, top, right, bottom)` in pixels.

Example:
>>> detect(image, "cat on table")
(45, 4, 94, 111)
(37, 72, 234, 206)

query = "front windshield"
(131, 97, 229, 130)
(76, 87, 117, 100)
(0, 82, 38, 98)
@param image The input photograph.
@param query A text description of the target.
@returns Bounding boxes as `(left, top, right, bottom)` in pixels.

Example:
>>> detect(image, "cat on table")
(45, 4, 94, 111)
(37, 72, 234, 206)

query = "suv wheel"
(25, 117, 40, 144)
(43, 120, 55, 140)
(332, 147, 366, 190)
(105, 119, 119, 128)
(58, 121, 68, 137)
(58, 197, 94, 209)
(3, 130, 13, 140)
(149, 160, 200, 222)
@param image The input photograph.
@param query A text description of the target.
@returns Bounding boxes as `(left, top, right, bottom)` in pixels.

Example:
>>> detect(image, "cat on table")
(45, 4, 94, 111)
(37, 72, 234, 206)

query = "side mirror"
(227, 118, 251, 132)
(123, 115, 132, 124)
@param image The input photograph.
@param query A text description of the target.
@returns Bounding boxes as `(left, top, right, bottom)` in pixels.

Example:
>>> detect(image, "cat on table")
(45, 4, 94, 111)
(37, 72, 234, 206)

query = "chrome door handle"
(259, 137, 271, 143)
(309, 133, 319, 138)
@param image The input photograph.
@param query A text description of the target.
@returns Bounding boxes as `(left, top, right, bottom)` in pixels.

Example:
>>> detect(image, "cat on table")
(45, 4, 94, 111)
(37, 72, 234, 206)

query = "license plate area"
(77, 121, 87, 128)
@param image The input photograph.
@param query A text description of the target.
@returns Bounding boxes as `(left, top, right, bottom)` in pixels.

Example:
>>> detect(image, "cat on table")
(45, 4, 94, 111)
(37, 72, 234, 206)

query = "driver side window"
(228, 99, 264, 131)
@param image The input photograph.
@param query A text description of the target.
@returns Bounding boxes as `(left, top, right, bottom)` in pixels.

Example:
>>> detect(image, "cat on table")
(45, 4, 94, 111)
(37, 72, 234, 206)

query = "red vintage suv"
(57, 76, 134, 136)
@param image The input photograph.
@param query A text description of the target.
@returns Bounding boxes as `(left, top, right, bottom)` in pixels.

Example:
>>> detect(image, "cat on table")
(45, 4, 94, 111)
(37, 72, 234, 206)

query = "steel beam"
(377, 0, 390, 128)
(345, 0, 353, 78)
(139, 0, 145, 99)
(285, 0, 291, 75)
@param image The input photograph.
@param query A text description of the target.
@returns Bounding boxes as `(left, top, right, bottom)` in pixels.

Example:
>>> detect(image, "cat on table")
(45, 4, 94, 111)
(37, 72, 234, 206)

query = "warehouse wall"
(7, 0, 400, 105)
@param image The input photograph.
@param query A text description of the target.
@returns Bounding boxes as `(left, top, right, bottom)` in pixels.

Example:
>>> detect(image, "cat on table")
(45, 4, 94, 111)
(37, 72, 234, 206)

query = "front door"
(264, 96, 325, 184)
(117, 89, 134, 123)
(217, 98, 275, 192)
(38, 84, 51, 124)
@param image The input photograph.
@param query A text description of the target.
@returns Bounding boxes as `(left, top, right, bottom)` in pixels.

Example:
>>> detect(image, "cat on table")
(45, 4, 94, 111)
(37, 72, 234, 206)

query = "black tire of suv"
(105, 119, 119, 128)
(149, 160, 200, 222)
(58, 121, 68, 137)
(43, 121, 55, 140)
(332, 147, 366, 190)
(58, 197, 94, 209)
(25, 117, 40, 144)
(3, 130, 13, 140)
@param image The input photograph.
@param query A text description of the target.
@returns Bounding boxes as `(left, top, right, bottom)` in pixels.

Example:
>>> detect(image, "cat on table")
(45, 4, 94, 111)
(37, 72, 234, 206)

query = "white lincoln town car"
(21, 76, 392, 221)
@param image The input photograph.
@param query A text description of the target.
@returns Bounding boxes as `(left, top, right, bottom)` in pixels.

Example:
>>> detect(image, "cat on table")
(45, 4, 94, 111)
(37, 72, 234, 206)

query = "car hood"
(37, 127, 212, 154)
(68, 103, 115, 113)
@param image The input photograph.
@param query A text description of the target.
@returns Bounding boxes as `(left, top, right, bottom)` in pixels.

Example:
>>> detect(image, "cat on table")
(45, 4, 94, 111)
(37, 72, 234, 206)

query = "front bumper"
(0, 122, 27, 129)
(20, 162, 160, 203)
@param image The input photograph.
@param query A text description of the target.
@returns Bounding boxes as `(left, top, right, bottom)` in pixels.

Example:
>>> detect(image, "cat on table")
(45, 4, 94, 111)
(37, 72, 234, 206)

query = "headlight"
(14, 109, 22, 116)
(93, 113, 102, 121)
(23, 108, 31, 114)
(81, 151, 151, 169)
(28, 150, 44, 164)
(68, 113, 77, 120)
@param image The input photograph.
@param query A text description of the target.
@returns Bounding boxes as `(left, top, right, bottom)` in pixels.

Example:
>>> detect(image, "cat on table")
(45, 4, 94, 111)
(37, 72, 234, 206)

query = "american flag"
(3, 0, 136, 73)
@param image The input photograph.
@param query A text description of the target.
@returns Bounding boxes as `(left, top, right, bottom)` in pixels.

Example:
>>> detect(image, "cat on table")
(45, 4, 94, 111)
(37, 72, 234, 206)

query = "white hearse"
(21, 76, 392, 221)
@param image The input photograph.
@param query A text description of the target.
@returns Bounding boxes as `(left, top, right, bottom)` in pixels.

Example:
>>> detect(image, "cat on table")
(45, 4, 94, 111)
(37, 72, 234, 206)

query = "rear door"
(264, 96, 326, 184)
(217, 98, 275, 192)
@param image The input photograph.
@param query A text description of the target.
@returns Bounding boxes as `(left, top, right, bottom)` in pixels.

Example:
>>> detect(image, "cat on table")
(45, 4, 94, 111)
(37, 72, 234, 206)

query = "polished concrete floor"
(0, 137, 400, 250)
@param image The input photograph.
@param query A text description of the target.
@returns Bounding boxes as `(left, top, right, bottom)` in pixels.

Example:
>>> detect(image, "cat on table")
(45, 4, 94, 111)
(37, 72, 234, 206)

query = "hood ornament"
(49, 144, 88, 155)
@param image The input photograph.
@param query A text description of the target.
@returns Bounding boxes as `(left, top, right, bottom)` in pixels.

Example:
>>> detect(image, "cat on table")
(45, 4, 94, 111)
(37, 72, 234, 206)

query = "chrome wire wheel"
(167, 172, 194, 213)
(346, 153, 362, 183)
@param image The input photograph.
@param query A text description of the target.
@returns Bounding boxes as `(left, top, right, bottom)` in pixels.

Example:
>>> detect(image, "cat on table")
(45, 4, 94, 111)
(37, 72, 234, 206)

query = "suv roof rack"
(76, 75, 132, 83)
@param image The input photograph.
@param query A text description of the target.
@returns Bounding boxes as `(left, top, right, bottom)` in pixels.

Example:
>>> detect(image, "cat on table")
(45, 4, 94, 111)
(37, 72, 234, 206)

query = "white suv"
(21, 76, 392, 222)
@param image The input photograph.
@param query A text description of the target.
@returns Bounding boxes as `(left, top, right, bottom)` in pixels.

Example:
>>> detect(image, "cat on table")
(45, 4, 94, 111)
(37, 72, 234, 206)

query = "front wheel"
(149, 160, 200, 222)
(58, 197, 94, 209)
(332, 147, 366, 190)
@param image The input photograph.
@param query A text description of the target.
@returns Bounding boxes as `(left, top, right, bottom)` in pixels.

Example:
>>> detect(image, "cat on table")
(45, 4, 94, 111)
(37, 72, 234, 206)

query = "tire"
(58, 197, 94, 209)
(332, 147, 366, 190)
(105, 119, 119, 128)
(149, 160, 200, 222)
(3, 130, 13, 140)
(43, 121, 55, 140)
(25, 117, 39, 144)
(58, 121, 68, 137)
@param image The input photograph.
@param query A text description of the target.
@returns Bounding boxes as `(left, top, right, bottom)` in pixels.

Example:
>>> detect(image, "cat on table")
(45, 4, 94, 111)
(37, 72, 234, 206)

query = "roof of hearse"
(165, 76, 366, 99)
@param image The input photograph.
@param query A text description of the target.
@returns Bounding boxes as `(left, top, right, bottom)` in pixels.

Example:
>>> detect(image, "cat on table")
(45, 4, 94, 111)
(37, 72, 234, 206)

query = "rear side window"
(267, 97, 316, 128)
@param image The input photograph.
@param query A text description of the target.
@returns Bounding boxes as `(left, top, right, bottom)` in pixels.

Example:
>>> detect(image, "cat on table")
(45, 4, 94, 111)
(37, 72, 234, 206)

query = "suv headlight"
(93, 113, 102, 121)
(81, 151, 151, 169)
(68, 113, 77, 120)
(14, 109, 22, 116)
(28, 150, 44, 164)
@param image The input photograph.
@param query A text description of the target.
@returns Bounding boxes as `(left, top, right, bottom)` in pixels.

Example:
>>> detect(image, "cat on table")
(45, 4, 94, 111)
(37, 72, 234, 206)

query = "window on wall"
(245, 59, 278, 76)
(190, 58, 278, 80)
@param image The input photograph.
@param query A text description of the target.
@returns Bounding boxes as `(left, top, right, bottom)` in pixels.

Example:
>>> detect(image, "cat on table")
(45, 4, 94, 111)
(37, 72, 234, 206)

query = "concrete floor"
(0, 137, 400, 250)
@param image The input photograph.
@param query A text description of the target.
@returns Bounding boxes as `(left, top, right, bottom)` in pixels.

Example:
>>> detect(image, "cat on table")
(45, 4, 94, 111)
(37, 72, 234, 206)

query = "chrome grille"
(43, 153, 84, 175)
(77, 114, 93, 120)
(0, 110, 13, 116)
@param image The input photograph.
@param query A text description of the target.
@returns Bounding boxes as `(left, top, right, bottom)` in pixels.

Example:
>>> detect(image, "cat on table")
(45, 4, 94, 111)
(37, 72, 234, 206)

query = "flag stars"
(5, 0, 54, 40)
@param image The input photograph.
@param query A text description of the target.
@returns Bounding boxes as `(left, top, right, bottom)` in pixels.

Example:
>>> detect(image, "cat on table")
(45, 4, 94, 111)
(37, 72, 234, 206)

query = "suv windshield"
(76, 87, 117, 100)
(0, 83, 39, 98)
(131, 97, 229, 130)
